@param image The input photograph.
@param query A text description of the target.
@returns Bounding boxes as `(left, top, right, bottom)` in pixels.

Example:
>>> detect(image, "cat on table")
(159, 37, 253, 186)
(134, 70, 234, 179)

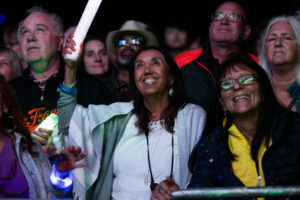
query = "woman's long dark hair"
(219, 54, 281, 161)
(129, 46, 187, 134)
(0, 75, 35, 155)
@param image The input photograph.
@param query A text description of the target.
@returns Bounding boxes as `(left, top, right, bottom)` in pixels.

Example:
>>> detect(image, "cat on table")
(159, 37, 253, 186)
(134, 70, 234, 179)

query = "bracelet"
(50, 163, 73, 193)
(59, 82, 77, 95)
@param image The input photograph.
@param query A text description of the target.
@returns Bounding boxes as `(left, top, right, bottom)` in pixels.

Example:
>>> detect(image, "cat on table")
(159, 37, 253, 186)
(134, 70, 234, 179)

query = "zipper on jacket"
(255, 160, 261, 186)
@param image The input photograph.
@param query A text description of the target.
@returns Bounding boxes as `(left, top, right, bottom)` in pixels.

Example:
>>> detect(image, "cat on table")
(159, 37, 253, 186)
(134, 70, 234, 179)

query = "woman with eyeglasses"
(151, 54, 300, 200)
(0, 75, 86, 198)
(59, 44, 206, 200)
(184, 54, 300, 199)
(259, 16, 300, 113)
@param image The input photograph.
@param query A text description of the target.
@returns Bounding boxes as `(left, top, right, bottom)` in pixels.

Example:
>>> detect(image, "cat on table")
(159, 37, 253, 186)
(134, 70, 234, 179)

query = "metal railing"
(172, 186, 300, 199)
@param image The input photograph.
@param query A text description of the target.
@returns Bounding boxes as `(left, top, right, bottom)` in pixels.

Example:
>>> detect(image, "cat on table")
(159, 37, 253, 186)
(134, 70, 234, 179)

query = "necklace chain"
(145, 124, 174, 191)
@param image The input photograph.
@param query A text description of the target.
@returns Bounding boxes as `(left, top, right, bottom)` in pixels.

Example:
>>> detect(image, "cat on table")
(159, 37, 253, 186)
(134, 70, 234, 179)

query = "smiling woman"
(219, 63, 262, 122)
(58, 45, 207, 200)
(186, 54, 300, 194)
(134, 49, 173, 100)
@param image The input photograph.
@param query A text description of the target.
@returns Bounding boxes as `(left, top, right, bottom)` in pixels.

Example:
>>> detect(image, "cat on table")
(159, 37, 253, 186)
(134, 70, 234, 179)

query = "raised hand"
(62, 34, 82, 85)
(63, 34, 82, 69)
(43, 145, 87, 172)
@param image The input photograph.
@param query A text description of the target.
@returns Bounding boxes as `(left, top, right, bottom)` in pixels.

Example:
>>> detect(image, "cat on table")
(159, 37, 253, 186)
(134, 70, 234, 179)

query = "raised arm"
(58, 34, 81, 135)
(63, 34, 78, 86)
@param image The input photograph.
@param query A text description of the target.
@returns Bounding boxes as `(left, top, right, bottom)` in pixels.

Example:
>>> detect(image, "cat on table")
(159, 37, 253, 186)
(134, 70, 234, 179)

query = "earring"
(168, 87, 174, 97)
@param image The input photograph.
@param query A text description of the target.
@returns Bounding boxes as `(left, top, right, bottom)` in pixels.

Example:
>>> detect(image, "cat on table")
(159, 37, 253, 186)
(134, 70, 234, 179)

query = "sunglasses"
(220, 75, 257, 90)
(212, 12, 245, 23)
(116, 37, 143, 47)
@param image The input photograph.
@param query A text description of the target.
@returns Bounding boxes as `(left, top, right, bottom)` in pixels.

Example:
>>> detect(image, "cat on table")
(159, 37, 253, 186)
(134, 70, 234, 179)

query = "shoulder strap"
(287, 88, 300, 111)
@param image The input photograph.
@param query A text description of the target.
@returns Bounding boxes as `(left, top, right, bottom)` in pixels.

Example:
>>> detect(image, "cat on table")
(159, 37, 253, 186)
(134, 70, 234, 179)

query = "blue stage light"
(0, 14, 5, 24)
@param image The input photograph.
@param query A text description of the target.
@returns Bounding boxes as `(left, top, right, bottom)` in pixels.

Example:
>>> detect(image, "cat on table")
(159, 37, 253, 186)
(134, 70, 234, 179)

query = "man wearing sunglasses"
(106, 20, 158, 101)
(175, 1, 257, 133)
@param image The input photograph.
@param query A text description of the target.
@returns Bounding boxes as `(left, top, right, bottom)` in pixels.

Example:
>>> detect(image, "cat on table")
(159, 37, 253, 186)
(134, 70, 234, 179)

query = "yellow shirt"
(228, 124, 272, 199)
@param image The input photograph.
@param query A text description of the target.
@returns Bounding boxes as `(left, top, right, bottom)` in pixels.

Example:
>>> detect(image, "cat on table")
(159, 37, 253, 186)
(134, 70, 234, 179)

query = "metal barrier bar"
(172, 186, 300, 199)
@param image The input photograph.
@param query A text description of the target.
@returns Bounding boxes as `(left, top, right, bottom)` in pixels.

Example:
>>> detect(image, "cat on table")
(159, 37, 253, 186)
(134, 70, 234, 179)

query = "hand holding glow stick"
(64, 0, 103, 61)
(31, 114, 58, 145)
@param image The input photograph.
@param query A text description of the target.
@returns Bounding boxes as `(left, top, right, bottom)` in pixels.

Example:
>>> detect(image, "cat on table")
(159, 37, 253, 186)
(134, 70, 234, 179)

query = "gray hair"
(259, 16, 300, 80)
(0, 47, 23, 80)
(17, 6, 64, 40)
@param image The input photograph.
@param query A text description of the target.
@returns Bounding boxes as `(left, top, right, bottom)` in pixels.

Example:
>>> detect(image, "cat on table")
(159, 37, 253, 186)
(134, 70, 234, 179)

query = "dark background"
(0, 0, 300, 45)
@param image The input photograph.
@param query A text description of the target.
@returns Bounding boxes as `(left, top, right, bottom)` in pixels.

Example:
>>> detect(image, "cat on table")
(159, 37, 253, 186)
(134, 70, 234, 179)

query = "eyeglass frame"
(212, 12, 246, 24)
(219, 74, 258, 91)
(115, 36, 143, 48)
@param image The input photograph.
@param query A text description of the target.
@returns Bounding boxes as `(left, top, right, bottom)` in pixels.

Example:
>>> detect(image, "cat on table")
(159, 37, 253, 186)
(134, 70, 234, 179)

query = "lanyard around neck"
(145, 130, 174, 191)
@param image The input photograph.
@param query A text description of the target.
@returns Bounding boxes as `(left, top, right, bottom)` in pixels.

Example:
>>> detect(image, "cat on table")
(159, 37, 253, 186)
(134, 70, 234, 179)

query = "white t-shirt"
(112, 114, 178, 200)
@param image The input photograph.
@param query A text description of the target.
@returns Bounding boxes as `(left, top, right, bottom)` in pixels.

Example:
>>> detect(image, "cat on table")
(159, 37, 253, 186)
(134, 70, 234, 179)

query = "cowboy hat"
(106, 20, 158, 56)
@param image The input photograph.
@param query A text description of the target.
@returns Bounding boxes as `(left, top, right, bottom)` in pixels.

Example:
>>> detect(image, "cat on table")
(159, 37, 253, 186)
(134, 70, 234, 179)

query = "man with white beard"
(106, 20, 158, 101)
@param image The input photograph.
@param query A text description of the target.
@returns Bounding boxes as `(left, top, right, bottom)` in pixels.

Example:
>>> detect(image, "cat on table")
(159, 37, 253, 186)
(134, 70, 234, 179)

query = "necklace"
(144, 122, 163, 185)
(0, 136, 29, 196)
(145, 125, 174, 191)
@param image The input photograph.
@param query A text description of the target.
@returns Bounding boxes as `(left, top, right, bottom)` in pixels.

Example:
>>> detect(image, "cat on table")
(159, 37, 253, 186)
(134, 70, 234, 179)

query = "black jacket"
(188, 110, 300, 200)
(175, 43, 222, 134)
(10, 64, 114, 131)
(175, 42, 258, 134)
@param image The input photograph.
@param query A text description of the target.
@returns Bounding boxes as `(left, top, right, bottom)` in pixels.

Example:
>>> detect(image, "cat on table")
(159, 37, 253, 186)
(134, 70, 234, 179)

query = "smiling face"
(83, 40, 110, 76)
(19, 12, 62, 71)
(219, 64, 262, 118)
(265, 21, 299, 72)
(209, 2, 250, 45)
(134, 49, 173, 98)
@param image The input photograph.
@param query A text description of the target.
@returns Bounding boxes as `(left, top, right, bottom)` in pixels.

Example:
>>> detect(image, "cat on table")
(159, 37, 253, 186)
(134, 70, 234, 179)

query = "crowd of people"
(0, 0, 300, 199)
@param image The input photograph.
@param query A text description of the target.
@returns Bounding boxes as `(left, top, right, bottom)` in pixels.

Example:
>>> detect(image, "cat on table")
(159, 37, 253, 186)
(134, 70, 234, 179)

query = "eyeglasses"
(116, 37, 143, 47)
(220, 75, 257, 90)
(212, 12, 245, 23)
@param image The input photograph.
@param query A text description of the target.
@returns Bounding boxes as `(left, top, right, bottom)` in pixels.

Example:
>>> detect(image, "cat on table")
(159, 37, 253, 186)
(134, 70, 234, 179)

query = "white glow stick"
(65, 0, 103, 61)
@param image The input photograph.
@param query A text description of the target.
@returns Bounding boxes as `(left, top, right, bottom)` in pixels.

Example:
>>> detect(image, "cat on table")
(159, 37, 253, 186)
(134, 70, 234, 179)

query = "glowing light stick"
(50, 163, 73, 192)
(36, 113, 58, 131)
(31, 113, 58, 145)
(65, 0, 103, 61)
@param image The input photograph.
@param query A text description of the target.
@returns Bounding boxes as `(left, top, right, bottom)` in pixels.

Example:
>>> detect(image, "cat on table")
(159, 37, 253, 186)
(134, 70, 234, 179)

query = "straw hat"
(106, 20, 158, 56)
